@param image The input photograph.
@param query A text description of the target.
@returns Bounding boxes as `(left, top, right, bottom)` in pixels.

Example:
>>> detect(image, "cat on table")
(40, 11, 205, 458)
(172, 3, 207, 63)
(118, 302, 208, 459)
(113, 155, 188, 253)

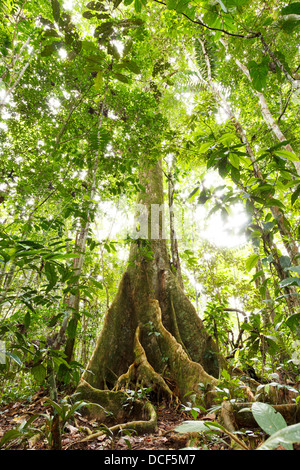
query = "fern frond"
(171, 71, 207, 93)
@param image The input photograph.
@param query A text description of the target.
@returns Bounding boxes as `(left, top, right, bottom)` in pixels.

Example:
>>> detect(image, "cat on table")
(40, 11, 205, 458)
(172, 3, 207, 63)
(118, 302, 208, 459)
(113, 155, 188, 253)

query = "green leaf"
(245, 254, 259, 272)
(251, 270, 264, 282)
(174, 420, 221, 434)
(274, 149, 299, 162)
(264, 197, 285, 209)
(44, 261, 58, 288)
(275, 50, 293, 75)
(0, 429, 22, 447)
(86, 1, 106, 9)
(113, 0, 123, 7)
(24, 311, 31, 329)
(174, 0, 189, 13)
(241, 323, 253, 332)
(286, 266, 300, 274)
(279, 256, 291, 269)
(199, 141, 214, 153)
(66, 401, 89, 420)
(94, 71, 103, 90)
(41, 44, 56, 57)
(198, 189, 210, 204)
(166, 0, 177, 8)
(248, 60, 269, 92)
(90, 278, 104, 289)
(279, 14, 300, 33)
(219, 133, 236, 146)
(229, 152, 240, 169)
(113, 72, 131, 84)
(48, 313, 64, 327)
(134, 0, 142, 12)
(45, 399, 64, 417)
(82, 10, 95, 19)
(31, 364, 47, 383)
(123, 38, 133, 56)
(187, 186, 200, 202)
(264, 335, 279, 353)
(123, 60, 141, 74)
(258, 423, 300, 450)
(252, 401, 286, 435)
(6, 352, 22, 366)
(45, 253, 79, 260)
(291, 185, 300, 205)
(94, 21, 114, 39)
(67, 318, 77, 339)
(279, 277, 300, 288)
(107, 42, 120, 60)
(51, 0, 61, 22)
(281, 2, 300, 15)
(286, 313, 300, 330)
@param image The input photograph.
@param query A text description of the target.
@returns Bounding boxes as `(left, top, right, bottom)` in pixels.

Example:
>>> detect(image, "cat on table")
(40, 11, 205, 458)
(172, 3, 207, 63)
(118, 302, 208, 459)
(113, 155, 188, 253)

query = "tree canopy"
(0, 0, 300, 452)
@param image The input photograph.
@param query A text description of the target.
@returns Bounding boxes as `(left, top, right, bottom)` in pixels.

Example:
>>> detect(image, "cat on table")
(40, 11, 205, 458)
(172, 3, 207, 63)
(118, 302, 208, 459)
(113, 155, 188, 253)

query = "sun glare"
(198, 206, 248, 248)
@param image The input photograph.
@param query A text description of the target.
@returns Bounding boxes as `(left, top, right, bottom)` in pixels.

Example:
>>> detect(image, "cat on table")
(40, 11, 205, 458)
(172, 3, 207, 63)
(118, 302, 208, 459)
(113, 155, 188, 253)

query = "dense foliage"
(0, 0, 300, 449)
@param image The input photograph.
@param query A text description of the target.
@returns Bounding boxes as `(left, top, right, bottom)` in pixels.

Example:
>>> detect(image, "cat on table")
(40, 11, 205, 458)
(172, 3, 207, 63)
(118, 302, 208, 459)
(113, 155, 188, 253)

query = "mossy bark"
(76, 158, 225, 428)
(221, 401, 300, 429)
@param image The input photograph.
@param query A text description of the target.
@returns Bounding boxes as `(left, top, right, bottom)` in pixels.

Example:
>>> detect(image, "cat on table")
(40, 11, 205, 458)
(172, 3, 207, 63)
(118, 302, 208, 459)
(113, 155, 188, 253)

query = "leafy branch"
(152, 0, 261, 39)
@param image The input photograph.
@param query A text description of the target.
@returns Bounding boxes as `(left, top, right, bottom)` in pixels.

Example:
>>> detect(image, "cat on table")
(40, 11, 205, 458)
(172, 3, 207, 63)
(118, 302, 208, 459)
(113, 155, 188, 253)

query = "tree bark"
(167, 165, 184, 289)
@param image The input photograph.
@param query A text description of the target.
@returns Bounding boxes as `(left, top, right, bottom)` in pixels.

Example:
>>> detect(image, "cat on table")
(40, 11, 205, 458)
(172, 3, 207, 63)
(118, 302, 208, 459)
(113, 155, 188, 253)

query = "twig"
(153, 0, 261, 39)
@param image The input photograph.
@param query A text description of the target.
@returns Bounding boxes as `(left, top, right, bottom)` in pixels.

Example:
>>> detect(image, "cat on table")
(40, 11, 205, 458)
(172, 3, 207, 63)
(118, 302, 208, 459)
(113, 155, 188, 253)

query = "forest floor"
(0, 387, 258, 451)
(0, 387, 293, 451)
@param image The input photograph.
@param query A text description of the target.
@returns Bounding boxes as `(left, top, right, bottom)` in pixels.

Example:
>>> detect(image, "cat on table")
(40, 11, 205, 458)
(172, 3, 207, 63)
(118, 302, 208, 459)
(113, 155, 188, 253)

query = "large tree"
(73, 0, 300, 433)
(1, 0, 300, 447)
(76, 155, 224, 428)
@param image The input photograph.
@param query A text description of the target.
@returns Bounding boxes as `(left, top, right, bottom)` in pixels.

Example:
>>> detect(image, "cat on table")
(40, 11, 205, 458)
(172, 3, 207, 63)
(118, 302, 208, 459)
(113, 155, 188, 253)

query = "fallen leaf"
(65, 423, 78, 435)
(202, 413, 216, 421)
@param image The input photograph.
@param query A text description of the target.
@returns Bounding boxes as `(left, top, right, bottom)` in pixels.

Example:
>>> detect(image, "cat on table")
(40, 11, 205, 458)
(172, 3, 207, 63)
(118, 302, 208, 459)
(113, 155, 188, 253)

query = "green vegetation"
(0, 0, 300, 451)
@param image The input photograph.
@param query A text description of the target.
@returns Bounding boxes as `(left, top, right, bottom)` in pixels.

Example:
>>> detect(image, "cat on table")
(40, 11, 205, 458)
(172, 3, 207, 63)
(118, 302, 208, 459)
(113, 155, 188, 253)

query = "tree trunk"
(63, 224, 89, 363)
(167, 163, 184, 289)
(76, 158, 224, 425)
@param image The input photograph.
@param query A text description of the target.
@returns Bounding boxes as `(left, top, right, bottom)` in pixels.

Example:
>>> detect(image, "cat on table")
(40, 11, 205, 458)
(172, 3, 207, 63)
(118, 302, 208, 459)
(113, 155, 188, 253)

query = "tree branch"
(153, 0, 261, 39)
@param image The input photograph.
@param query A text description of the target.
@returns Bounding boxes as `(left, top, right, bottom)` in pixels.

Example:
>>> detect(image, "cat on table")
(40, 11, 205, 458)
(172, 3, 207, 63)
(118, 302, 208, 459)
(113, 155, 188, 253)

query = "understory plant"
(174, 402, 300, 450)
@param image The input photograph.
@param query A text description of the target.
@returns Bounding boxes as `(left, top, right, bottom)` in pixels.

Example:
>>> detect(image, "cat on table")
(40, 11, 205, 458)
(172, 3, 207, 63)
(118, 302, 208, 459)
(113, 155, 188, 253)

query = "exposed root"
(220, 401, 238, 433)
(114, 326, 175, 402)
(228, 401, 300, 428)
(76, 379, 131, 422)
(72, 399, 157, 446)
(220, 399, 300, 438)
(77, 298, 220, 435)
(169, 296, 190, 358)
(70, 380, 157, 448)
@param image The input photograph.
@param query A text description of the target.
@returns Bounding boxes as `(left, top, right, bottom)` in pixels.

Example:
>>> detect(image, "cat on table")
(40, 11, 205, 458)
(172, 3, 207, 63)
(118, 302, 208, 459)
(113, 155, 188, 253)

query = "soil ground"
(0, 388, 294, 451)
(0, 388, 234, 450)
